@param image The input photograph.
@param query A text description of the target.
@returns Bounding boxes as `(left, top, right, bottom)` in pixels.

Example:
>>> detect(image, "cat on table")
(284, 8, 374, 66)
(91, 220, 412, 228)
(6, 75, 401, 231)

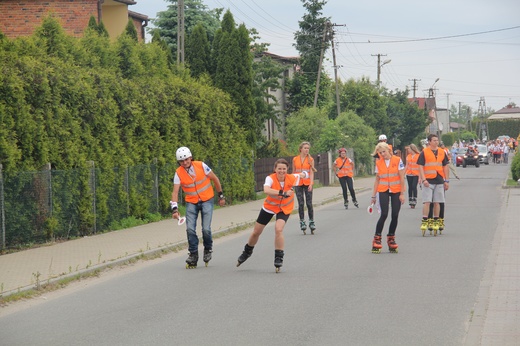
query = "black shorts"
(256, 208, 290, 225)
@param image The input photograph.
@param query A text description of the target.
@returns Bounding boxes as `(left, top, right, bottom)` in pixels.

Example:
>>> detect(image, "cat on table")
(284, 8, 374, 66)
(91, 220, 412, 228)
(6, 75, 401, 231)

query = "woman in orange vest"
(236, 159, 309, 272)
(292, 141, 317, 234)
(334, 148, 358, 209)
(405, 144, 421, 208)
(170, 147, 226, 269)
(370, 142, 406, 253)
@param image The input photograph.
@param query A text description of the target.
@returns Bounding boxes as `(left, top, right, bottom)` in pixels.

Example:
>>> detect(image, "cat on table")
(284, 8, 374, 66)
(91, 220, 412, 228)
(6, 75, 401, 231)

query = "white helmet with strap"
(176, 147, 192, 161)
(378, 134, 387, 141)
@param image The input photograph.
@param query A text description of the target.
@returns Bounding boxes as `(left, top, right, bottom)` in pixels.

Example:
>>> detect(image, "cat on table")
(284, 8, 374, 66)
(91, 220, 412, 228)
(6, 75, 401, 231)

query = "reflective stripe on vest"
(423, 148, 445, 179)
(406, 154, 419, 175)
(292, 156, 312, 186)
(335, 157, 353, 178)
(376, 155, 402, 193)
(263, 173, 297, 214)
(176, 161, 214, 203)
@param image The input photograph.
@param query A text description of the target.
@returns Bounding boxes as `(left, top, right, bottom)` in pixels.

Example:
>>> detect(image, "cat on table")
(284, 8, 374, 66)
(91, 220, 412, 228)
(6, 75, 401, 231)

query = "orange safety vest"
(335, 157, 353, 178)
(292, 155, 313, 186)
(422, 148, 446, 180)
(405, 153, 419, 176)
(176, 161, 214, 203)
(376, 155, 402, 193)
(263, 173, 297, 214)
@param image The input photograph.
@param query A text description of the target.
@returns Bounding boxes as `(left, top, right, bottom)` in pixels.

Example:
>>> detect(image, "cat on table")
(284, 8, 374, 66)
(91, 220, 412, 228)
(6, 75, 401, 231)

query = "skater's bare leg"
(247, 222, 266, 246)
(274, 219, 286, 250)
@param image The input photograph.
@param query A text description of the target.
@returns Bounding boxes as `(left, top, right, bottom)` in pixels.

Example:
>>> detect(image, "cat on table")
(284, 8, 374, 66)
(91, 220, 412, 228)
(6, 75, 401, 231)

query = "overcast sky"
(132, 0, 520, 113)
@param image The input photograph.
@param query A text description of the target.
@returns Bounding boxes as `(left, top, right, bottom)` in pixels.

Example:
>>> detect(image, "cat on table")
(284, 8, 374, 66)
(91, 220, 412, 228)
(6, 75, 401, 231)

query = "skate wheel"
(371, 249, 381, 254)
(275, 267, 281, 273)
(311, 230, 315, 235)
(205, 262, 209, 267)
(421, 229, 426, 236)
(390, 249, 398, 253)
(186, 264, 196, 269)
(302, 231, 306, 235)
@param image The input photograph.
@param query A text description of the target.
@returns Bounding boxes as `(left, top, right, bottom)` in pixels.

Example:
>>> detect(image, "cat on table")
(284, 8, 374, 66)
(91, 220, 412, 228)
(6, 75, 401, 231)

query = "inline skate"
(274, 249, 284, 273)
(372, 235, 383, 254)
(438, 218, 444, 234)
(344, 200, 349, 209)
(203, 248, 212, 267)
(185, 251, 198, 269)
(308, 220, 316, 235)
(420, 218, 429, 236)
(236, 243, 254, 267)
(300, 220, 307, 234)
(387, 235, 398, 253)
(353, 200, 359, 208)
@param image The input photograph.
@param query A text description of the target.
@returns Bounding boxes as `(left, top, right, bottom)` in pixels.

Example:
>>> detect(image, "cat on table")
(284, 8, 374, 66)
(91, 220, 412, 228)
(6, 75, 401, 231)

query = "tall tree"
(214, 11, 256, 147)
(153, 0, 221, 58)
(185, 23, 211, 78)
(287, 0, 331, 111)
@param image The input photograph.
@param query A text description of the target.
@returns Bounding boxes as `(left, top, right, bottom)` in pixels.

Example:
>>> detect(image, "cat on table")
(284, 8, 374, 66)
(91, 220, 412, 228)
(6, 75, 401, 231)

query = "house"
(255, 51, 300, 141)
(0, 0, 148, 42)
(487, 105, 520, 120)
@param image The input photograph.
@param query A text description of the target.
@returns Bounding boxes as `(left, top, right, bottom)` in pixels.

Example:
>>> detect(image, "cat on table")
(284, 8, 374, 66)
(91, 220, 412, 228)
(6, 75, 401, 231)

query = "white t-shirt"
(173, 162, 211, 184)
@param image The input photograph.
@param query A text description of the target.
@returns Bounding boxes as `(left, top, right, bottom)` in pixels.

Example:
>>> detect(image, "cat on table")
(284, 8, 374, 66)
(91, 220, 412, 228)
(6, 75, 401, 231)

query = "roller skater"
(185, 251, 198, 269)
(418, 134, 450, 239)
(236, 159, 308, 271)
(236, 244, 254, 267)
(370, 142, 405, 254)
(293, 142, 316, 234)
(387, 235, 398, 253)
(309, 220, 316, 234)
(274, 250, 284, 273)
(334, 148, 359, 211)
(405, 144, 420, 209)
(170, 146, 225, 269)
(372, 235, 383, 254)
(203, 248, 212, 267)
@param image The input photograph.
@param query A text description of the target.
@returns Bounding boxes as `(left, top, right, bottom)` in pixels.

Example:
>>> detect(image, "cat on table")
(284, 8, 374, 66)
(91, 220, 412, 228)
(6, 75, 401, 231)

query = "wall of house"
(101, 3, 129, 40)
(0, 0, 97, 39)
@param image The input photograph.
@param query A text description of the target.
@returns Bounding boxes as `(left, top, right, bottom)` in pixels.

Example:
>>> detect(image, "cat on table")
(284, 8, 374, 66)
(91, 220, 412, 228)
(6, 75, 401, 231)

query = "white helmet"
(378, 134, 387, 141)
(176, 147, 192, 161)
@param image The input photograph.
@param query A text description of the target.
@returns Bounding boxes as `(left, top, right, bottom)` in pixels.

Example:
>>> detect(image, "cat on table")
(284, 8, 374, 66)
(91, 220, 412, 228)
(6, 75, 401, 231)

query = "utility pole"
(330, 23, 345, 118)
(446, 93, 451, 132)
(409, 79, 421, 99)
(313, 21, 330, 108)
(372, 54, 389, 85)
(177, 0, 185, 65)
(477, 97, 487, 140)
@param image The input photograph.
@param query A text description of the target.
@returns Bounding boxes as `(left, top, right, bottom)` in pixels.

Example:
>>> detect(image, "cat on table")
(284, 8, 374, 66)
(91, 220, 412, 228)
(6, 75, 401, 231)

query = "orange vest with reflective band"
(292, 155, 313, 186)
(335, 157, 353, 178)
(422, 148, 446, 180)
(405, 154, 419, 176)
(176, 161, 214, 203)
(263, 173, 297, 214)
(376, 155, 402, 193)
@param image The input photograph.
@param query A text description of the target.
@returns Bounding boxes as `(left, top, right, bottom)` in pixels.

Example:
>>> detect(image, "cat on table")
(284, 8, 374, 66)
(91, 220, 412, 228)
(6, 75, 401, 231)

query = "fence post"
(87, 161, 97, 234)
(153, 158, 159, 213)
(0, 164, 4, 250)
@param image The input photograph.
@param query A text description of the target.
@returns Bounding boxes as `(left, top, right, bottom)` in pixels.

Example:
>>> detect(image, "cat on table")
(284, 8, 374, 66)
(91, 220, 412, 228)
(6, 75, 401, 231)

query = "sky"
(131, 0, 520, 113)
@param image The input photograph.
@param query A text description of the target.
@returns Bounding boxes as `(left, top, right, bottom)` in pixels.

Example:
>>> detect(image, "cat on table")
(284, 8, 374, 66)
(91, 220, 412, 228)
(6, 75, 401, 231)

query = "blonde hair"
(409, 143, 420, 154)
(372, 142, 391, 157)
(298, 141, 317, 172)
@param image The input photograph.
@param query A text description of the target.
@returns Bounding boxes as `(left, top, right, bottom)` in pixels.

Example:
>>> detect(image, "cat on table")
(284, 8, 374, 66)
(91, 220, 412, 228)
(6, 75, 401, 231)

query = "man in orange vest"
(236, 159, 309, 272)
(417, 134, 450, 236)
(171, 147, 226, 268)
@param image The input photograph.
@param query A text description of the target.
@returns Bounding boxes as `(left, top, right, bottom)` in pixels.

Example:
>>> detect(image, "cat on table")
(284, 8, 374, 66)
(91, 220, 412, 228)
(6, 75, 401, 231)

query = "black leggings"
(338, 176, 357, 202)
(406, 175, 418, 199)
(375, 191, 401, 236)
(294, 185, 314, 220)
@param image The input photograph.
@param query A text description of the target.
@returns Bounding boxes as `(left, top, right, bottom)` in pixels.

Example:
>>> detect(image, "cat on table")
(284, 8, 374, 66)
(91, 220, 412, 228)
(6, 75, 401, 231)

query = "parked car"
(476, 144, 490, 165)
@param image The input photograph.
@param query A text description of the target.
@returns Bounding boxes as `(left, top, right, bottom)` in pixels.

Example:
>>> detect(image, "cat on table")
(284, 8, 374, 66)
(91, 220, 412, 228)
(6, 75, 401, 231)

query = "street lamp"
(377, 59, 391, 85)
(430, 78, 441, 137)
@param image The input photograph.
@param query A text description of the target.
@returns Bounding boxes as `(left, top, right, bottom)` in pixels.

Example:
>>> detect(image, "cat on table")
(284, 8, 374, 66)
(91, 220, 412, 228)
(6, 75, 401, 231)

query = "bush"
(511, 152, 520, 181)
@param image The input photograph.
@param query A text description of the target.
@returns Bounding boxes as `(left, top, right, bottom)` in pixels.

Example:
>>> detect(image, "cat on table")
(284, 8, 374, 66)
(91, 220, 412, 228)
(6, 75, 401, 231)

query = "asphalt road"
(0, 163, 508, 346)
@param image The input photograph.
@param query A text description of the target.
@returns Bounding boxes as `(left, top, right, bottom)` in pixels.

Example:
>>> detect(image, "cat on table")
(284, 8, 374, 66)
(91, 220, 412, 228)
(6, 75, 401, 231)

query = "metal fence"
(0, 152, 352, 250)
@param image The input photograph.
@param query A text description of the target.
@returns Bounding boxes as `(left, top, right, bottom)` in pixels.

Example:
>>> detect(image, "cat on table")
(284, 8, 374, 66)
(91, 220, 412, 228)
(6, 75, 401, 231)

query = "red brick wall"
(131, 17, 145, 42)
(0, 0, 98, 39)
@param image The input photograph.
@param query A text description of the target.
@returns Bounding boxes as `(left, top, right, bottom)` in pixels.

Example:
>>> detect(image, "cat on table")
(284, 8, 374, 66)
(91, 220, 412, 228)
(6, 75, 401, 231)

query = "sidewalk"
(0, 177, 374, 296)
